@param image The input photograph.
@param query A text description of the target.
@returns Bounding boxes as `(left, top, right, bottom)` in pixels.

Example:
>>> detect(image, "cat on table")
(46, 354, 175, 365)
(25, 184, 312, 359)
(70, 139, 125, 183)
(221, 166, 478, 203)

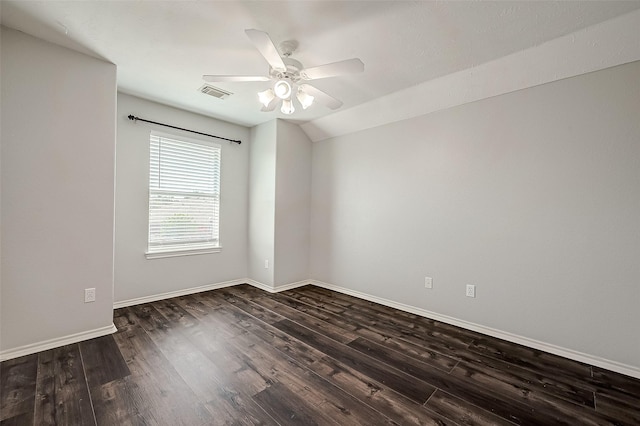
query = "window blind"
(148, 133, 221, 253)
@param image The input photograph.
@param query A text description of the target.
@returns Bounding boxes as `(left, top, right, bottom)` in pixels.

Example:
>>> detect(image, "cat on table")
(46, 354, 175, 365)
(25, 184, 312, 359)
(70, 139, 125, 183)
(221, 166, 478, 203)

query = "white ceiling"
(2, 1, 640, 130)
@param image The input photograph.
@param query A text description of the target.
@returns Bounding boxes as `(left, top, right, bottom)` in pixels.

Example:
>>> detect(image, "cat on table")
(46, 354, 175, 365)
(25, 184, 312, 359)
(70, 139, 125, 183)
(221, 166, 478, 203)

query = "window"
(146, 132, 221, 258)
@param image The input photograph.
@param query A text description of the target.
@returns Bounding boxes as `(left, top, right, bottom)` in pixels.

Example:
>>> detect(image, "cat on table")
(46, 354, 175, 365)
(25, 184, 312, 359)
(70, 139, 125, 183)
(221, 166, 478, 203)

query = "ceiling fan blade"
(300, 58, 364, 80)
(299, 84, 343, 110)
(245, 29, 287, 72)
(203, 75, 270, 82)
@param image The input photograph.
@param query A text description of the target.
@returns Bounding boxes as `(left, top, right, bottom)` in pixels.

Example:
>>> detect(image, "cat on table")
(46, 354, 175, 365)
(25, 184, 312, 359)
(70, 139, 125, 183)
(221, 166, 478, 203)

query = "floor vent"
(199, 84, 232, 99)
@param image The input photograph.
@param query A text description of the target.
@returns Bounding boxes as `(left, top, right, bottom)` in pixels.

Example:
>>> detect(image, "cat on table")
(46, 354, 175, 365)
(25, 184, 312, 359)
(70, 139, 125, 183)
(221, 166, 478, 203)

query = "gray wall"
(274, 120, 311, 286)
(115, 93, 250, 303)
(310, 61, 640, 368)
(248, 119, 312, 288)
(248, 121, 277, 286)
(1, 28, 117, 352)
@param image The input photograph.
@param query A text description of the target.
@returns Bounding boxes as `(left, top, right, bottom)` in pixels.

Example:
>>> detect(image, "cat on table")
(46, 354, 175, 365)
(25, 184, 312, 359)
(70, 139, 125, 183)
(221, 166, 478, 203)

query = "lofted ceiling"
(2, 1, 640, 130)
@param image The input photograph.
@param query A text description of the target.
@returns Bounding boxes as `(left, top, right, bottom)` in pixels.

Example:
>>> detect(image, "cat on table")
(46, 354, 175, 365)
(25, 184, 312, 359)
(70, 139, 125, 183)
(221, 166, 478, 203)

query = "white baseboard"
(113, 278, 308, 309)
(244, 279, 273, 292)
(113, 278, 246, 309)
(0, 323, 117, 362)
(246, 279, 310, 293)
(309, 280, 640, 380)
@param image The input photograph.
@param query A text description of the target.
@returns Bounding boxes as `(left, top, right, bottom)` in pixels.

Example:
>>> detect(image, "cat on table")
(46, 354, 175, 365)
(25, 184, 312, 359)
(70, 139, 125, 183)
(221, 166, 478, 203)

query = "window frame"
(145, 131, 222, 259)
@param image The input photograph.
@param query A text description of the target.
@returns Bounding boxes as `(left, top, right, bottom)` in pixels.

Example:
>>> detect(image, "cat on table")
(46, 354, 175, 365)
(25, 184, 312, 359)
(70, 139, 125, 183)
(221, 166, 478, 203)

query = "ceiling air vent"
(199, 84, 232, 99)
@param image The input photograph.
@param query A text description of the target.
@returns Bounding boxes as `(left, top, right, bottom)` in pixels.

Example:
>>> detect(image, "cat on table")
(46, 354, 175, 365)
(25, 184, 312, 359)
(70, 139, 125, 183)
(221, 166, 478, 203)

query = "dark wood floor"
(2, 285, 639, 425)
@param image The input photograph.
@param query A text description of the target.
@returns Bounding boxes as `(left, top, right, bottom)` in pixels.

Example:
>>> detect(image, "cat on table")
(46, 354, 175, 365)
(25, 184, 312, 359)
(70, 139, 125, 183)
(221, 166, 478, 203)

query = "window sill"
(145, 246, 222, 260)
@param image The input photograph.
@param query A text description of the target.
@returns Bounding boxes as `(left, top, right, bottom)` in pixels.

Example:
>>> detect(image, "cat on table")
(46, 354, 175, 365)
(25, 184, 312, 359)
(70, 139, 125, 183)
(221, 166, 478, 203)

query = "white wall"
(248, 121, 277, 286)
(1, 27, 117, 354)
(115, 93, 250, 303)
(310, 61, 640, 370)
(274, 120, 311, 286)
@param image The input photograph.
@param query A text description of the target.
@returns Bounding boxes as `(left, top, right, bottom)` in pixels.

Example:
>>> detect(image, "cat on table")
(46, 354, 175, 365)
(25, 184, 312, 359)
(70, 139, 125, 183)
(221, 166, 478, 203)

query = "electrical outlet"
(466, 284, 476, 298)
(264, 259, 269, 269)
(424, 277, 433, 289)
(84, 288, 96, 303)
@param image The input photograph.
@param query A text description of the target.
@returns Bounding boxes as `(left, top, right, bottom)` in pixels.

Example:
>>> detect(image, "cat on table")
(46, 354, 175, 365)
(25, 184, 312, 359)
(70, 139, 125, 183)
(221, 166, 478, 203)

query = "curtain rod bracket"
(127, 114, 241, 144)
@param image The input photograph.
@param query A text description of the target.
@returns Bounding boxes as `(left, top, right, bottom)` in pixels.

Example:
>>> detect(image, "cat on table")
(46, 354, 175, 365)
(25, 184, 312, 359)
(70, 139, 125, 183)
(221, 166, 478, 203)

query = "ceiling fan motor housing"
(270, 57, 304, 83)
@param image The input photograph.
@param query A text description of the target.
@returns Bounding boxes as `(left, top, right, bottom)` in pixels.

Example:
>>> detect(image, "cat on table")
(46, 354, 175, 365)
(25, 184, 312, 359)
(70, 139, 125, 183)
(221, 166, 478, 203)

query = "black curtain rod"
(127, 114, 241, 144)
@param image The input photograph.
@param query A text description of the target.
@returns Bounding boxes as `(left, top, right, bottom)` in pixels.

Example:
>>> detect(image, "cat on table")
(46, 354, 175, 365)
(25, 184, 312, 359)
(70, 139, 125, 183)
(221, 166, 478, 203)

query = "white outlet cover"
(85, 288, 96, 303)
(425, 277, 433, 289)
(466, 285, 476, 298)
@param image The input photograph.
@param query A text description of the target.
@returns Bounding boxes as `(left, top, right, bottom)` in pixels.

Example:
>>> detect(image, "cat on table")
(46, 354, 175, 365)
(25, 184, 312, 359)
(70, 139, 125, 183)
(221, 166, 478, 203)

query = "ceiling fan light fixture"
(296, 89, 314, 110)
(274, 79, 292, 99)
(258, 88, 275, 107)
(281, 98, 295, 115)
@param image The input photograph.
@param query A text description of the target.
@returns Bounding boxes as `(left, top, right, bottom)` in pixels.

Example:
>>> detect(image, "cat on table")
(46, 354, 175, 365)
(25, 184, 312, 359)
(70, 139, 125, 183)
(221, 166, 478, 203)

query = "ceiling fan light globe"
(258, 89, 276, 107)
(274, 79, 292, 99)
(297, 90, 314, 109)
(281, 98, 295, 115)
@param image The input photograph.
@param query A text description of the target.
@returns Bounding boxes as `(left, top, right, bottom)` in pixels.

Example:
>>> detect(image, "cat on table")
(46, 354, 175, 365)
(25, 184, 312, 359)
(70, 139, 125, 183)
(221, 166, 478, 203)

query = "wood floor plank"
(190, 294, 400, 425)
(130, 298, 283, 426)
(254, 300, 569, 426)
(231, 332, 395, 426)
(425, 390, 518, 426)
(129, 302, 260, 403)
(91, 376, 149, 425)
(201, 387, 279, 426)
(147, 296, 353, 426)
(468, 337, 592, 382)
(299, 284, 482, 344)
(33, 345, 95, 426)
(259, 289, 460, 372)
(298, 286, 478, 346)
(251, 381, 330, 426)
(224, 287, 359, 344)
(591, 366, 640, 406)
(595, 392, 640, 425)
(344, 335, 560, 425)
(254, 289, 360, 331)
(217, 288, 289, 324)
(272, 318, 437, 404)
(347, 336, 457, 379)
(222, 284, 271, 301)
(0, 411, 33, 426)
(106, 308, 215, 426)
(306, 287, 598, 412)
(450, 362, 624, 425)
(0, 354, 37, 424)
(206, 293, 456, 426)
(1, 411, 32, 426)
(284, 288, 473, 360)
(296, 286, 355, 308)
(455, 351, 596, 408)
(79, 335, 130, 389)
(170, 294, 372, 424)
(168, 294, 399, 425)
(281, 292, 346, 315)
(32, 350, 55, 426)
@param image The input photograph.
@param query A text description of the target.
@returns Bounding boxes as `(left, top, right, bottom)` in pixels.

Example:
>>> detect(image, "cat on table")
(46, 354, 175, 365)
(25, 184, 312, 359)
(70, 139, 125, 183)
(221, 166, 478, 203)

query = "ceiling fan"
(203, 29, 364, 115)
